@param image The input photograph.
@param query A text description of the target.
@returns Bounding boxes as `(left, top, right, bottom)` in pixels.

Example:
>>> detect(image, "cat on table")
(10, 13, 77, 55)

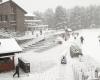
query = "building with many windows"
(25, 14, 48, 35)
(0, 0, 27, 33)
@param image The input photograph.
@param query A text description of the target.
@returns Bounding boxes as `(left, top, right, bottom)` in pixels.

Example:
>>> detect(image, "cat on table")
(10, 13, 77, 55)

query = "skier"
(13, 64, 20, 77)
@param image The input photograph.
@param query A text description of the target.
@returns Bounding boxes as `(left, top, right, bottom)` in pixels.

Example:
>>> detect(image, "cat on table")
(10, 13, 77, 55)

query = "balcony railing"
(0, 20, 16, 27)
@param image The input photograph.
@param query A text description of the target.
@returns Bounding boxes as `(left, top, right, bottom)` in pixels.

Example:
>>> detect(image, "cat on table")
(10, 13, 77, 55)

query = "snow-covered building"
(0, 0, 27, 33)
(0, 38, 22, 72)
(25, 14, 48, 35)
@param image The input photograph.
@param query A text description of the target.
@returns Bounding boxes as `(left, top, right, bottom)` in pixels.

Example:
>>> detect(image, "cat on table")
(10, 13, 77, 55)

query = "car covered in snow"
(70, 44, 82, 58)
(54, 37, 65, 44)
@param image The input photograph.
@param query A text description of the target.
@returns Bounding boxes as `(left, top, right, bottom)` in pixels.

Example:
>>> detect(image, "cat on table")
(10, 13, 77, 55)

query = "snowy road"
(1, 28, 100, 80)
(0, 35, 75, 80)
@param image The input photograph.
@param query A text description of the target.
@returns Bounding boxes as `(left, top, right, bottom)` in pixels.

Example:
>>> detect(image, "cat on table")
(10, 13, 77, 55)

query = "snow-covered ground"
(80, 29, 100, 66)
(1, 28, 100, 80)
(0, 34, 75, 80)
(71, 28, 100, 80)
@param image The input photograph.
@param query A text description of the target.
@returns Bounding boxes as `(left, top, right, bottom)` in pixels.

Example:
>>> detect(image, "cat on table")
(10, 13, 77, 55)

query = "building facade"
(25, 15, 48, 35)
(0, 0, 27, 32)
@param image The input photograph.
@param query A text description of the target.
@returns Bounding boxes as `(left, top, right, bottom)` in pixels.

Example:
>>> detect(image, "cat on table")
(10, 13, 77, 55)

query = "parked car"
(55, 37, 64, 44)
(70, 44, 82, 58)
(61, 56, 67, 64)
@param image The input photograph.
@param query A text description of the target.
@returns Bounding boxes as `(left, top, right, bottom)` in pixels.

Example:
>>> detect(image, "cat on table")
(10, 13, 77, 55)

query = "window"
(2, 15, 6, 21)
(2, 15, 5, 21)
(0, 15, 8, 21)
(9, 14, 16, 21)
(5, 15, 8, 21)
(0, 15, 2, 21)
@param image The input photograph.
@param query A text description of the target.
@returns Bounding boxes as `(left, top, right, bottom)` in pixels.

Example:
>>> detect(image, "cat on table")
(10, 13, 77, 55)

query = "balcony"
(9, 20, 16, 26)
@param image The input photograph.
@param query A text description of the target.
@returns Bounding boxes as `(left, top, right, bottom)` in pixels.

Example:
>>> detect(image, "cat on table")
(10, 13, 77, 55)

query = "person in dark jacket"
(80, 36, 84, 44)
(13, 64, 20, 77)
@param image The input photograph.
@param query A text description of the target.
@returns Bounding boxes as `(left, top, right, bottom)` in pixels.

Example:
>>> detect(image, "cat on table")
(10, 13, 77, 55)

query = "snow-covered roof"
(67, 28, 72, 32)
(28, 25, 48, 28)
(25, 13, 36, 17)
(25, 20, 41, 22)
(0, 38, 22, 54)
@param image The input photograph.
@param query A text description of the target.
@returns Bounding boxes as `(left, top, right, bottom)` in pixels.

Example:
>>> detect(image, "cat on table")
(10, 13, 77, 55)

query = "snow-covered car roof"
(70, 44, 82, 54)
(56, 37, 65, 42)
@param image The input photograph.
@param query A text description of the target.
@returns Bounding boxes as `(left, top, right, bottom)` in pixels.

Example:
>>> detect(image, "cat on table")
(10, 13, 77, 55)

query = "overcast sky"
(3, 0, 100, 13)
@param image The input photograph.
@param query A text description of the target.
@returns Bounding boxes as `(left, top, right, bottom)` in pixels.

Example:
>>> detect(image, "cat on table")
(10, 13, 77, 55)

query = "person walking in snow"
(80, 36, 84, 44)
(13, 64, 20, 77)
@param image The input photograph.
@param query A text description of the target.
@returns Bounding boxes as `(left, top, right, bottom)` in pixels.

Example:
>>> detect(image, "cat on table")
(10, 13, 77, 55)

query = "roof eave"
(0, 0, 27, 14)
